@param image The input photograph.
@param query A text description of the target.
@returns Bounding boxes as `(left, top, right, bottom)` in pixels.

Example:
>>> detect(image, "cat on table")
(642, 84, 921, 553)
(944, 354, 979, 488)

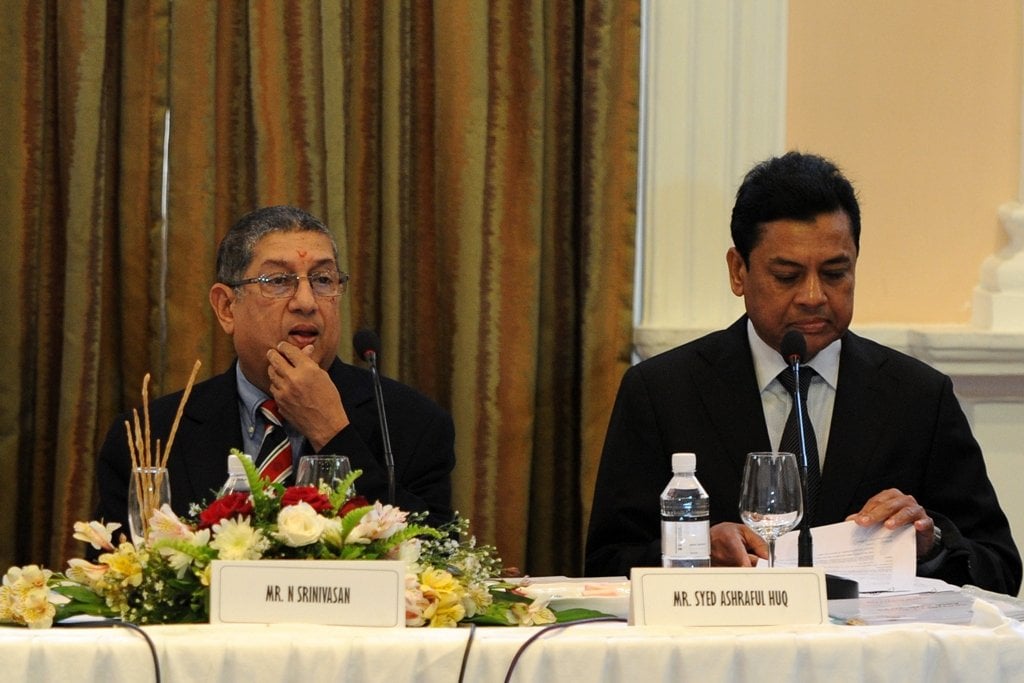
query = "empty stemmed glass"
(738, 451, 803, 567)
(295, 454, 352, 491)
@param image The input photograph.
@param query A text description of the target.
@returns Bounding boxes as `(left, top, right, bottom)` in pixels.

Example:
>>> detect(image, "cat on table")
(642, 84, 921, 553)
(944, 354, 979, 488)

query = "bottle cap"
(226, 453, 249, 474)
(671, 452, 696, 473)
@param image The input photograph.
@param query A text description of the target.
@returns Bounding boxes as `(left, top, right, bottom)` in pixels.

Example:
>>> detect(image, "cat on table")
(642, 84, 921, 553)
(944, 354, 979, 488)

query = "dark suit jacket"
(585, 317, 1022, 594)
(95, 358, 455, 536)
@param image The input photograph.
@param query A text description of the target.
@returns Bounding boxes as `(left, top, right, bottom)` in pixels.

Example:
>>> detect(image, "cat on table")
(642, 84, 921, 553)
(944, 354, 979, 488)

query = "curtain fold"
(1, 0, 639, 578)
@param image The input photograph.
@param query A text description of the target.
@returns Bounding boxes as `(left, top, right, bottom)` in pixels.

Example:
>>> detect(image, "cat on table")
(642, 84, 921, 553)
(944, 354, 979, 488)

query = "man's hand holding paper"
(769, 520, 916, 592)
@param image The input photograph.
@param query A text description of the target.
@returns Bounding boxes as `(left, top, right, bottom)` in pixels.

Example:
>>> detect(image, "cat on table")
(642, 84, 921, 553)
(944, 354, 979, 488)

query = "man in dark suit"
(95, 205, 454, 534)
(585, 152, 1021, 595)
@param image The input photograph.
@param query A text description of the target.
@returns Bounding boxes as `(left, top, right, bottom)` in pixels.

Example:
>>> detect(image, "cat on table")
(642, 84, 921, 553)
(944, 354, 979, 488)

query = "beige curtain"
(0, 0, 639, 577)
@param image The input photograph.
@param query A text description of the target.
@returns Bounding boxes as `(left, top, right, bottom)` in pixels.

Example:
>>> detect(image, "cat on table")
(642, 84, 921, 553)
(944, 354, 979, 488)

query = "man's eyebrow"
(821, 255, 854, 267)
(256, 258, 338, 271)
(767, 255, 853, 268)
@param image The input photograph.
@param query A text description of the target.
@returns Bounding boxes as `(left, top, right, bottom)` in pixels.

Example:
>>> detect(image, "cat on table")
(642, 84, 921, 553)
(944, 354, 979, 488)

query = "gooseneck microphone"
(780, 329, 814, 568)
(353, 329, 396, 505)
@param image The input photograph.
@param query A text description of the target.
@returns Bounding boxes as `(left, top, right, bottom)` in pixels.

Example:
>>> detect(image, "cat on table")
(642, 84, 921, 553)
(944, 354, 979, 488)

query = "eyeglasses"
(226, 270, 350, 299)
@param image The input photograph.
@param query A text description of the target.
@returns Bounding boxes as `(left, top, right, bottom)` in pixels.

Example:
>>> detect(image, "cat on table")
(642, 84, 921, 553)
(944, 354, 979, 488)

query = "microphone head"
(780, 330, 807, 365)
(353, 328, 381, 363)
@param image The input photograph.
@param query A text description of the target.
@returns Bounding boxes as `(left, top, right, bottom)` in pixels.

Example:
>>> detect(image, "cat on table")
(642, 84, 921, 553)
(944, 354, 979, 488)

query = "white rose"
(274, 501, 327, 547)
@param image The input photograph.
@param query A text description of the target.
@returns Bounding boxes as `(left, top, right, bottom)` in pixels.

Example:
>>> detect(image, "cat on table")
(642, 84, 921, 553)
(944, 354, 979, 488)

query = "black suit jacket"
(585, 317, 1022, 594)
(95, 358, 455, 535)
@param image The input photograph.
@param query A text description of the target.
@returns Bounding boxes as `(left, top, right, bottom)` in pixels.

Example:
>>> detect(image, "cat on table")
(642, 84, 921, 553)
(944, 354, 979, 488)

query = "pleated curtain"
(0, 0, 639, 577)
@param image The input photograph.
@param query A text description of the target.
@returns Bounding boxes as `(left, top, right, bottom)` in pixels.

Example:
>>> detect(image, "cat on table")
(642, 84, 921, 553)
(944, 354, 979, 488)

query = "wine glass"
(295, 454, 352, 491)
(739, 451, 803, 567)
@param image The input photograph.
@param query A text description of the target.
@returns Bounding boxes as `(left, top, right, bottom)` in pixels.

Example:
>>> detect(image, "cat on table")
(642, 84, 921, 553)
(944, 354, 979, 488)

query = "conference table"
(3, 597, 1024, 683)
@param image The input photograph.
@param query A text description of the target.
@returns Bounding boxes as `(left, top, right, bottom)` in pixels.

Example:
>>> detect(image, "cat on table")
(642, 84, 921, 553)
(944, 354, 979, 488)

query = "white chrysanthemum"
(209, 517, 270, 560)
(156, 528, 210, 578)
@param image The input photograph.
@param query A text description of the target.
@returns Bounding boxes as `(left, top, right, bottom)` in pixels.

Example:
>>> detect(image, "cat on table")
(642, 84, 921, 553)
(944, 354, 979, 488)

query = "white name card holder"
(630, 567, 827, 626)
(209, 559, 406, 627)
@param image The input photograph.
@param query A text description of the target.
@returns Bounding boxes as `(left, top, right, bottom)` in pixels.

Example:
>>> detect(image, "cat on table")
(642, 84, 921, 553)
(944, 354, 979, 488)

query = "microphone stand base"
(826, 573, 859, 600)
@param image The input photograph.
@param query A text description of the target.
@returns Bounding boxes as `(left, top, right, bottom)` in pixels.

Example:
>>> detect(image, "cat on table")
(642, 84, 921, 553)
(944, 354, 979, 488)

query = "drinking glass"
(738, 451, 803, 567)
(128, 466, 171, 546)
(295, 455, 352, 491)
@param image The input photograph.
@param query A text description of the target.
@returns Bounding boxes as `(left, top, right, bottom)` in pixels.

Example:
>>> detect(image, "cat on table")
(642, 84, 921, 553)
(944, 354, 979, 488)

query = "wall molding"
(635, 323, 1024, 401)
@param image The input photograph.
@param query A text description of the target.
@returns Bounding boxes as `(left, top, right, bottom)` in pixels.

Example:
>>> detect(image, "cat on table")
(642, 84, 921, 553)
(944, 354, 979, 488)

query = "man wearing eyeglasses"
(93, 205, 455, 535)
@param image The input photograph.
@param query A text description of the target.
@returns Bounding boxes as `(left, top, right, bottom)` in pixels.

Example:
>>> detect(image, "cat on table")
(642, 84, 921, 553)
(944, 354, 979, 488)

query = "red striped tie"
(256, 399, 293, 484)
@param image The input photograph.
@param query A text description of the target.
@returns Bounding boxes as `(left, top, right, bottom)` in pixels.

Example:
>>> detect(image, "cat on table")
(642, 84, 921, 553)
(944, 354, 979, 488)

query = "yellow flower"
(419, 567, 460, 594)
(509, 596, 557, 626)
(428, 600, 466, 627)
(199, 564, 212, 587)
(0, 565, 57, 628)
(73, 521, 121, 552)
(460, 582, 492, 618)
(417, 568, 469, 627)
(66, 558, 109, 590)
(19, 587, 55, 628)
(100, 544, 145, 588)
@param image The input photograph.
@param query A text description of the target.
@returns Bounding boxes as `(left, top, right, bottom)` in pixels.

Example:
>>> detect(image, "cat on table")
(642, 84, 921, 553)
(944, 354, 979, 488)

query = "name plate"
(209, 559, 405, 627)
(630, 567, 827, 626)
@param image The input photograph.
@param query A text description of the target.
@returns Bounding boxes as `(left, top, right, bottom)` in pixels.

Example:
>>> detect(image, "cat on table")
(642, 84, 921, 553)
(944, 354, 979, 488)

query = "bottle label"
(661, 520, 710, 559)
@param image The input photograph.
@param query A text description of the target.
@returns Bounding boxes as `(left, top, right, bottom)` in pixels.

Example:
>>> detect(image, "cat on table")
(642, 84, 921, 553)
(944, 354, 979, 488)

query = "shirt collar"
(747, 319, 841, 392)
(235, 362, 271, 425)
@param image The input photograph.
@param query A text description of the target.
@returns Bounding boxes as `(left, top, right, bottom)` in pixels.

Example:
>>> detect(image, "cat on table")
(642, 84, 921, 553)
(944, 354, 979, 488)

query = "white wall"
(638, 0, 1024, 594)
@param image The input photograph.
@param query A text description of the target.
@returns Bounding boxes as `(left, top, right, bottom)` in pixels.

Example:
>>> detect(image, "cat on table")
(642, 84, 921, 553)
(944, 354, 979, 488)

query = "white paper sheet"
(765, 520, 916, 592)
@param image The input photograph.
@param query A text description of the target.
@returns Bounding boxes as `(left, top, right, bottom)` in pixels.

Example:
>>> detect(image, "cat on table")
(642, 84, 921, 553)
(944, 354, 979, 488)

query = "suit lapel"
(816, 332, 889, 522)
(172, 366, 246, 504)
(698, 318, 773, 479)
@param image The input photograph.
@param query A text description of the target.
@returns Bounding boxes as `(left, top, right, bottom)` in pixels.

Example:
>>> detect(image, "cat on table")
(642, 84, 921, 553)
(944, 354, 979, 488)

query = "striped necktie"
(778, 366, 821, 523)
(256, 399, 293, 484)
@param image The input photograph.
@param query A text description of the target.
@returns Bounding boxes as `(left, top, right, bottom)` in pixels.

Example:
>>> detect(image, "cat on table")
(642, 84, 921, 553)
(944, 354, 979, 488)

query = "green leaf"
(339, 504, 374, 539)
(51, 584, 106, 604)
(329, 469, 364, 509)
(54, 601, 117, 620)
(553, 607, 615, 622)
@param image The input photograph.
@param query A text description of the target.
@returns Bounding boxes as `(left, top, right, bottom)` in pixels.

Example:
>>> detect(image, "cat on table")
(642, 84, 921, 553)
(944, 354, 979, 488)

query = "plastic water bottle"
(219, 453, 251, 496)
(660, 452, 711, 567)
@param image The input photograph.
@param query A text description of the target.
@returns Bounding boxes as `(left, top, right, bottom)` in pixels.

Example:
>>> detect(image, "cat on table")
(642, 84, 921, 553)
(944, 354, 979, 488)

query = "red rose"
(198, 492, 254, 528)
(281, 486, 335, 514)
(339, 495, 371, 517)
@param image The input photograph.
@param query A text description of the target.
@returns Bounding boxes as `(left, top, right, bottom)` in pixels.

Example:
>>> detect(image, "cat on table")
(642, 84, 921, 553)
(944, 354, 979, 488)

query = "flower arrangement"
(1, 450, 588, 629)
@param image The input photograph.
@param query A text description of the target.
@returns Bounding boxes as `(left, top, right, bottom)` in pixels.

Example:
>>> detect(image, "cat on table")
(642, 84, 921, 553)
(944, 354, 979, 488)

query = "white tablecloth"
(2, 602, 1023, 682)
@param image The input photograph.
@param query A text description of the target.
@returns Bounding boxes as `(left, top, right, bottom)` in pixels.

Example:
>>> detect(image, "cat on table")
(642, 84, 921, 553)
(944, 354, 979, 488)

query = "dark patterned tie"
(256, 399, 293, 484)
(778, 366, 821, 523)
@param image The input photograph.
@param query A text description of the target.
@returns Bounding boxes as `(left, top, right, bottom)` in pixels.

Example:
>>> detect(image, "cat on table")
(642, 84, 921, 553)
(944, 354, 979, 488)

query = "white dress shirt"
(747, 319, 840, 468)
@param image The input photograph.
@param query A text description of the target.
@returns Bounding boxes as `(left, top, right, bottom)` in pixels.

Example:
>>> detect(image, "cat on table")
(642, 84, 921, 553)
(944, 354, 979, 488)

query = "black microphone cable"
(56, 618, 161, 683)
(501, 616, 628, 683)
(456, 622, 478, 683)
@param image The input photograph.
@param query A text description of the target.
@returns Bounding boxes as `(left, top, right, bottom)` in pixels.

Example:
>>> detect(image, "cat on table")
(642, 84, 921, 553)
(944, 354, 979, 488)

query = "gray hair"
(215, 206, 339, 284)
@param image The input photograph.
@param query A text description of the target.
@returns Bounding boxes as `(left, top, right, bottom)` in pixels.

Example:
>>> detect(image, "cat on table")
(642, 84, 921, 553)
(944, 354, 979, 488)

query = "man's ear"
(726, 247, 747, 297)
(209, 283, 237, 335)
